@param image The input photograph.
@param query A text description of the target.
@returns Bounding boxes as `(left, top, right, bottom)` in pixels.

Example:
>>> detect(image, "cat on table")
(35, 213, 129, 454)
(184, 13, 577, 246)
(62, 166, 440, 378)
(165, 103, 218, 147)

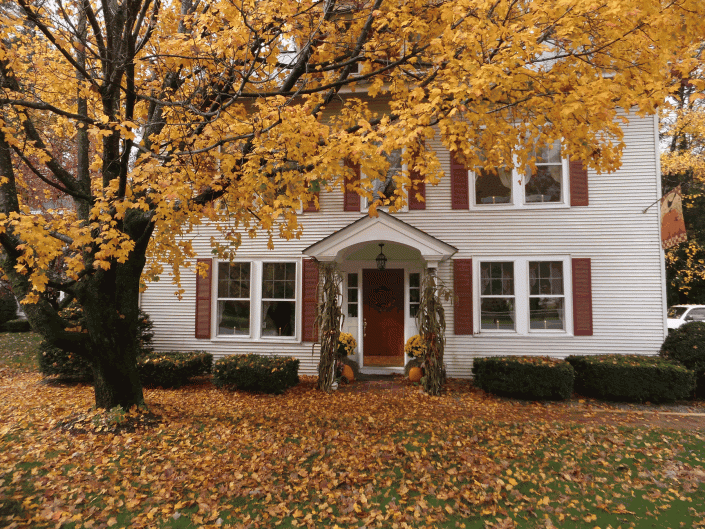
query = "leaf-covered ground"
(1, 367, 704, 529)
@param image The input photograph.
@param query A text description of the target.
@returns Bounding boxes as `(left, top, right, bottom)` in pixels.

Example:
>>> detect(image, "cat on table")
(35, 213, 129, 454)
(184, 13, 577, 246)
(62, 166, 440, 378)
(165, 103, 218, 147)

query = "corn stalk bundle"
(315, 262, 343, 392)
(417, 270, 450, 396)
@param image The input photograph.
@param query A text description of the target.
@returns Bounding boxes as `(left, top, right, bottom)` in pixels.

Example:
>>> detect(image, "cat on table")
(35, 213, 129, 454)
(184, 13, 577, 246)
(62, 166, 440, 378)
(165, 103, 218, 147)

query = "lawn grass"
(0, 331, 704, 528)
(0, 330, 41, 371)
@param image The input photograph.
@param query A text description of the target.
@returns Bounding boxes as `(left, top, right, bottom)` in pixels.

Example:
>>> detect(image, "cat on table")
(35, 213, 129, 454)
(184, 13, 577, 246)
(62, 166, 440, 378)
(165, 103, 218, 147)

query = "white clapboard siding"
(140, 113, 666, 377)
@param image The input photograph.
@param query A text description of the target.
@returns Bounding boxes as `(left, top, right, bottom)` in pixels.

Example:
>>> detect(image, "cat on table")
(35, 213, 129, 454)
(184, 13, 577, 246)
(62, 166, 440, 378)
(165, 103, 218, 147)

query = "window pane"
(525, 166, 562, 203)
(348, 289, 358, 303)
(481, 262, 514, 296)
(529, 298, 565, 329)
(262, 262, 296, 300)
(217, 300, 250, 335)
(410, 305, 418, 317)
(535, 141, 561, 164)
(348, 304, 358, 318)
(480, 298, 515, 330)
(409, 273, 420, 288)
(410, 289, 420, 303)
(218, 262, 250, 299)
(348, 273, 358, 288)
(475, 168, 512, 204)
(529, 261, 563, 296)
(262, 301, 295, 336)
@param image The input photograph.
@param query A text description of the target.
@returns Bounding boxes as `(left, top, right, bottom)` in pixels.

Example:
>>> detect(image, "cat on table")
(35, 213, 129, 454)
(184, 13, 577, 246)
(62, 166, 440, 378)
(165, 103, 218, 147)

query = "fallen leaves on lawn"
(0, 372, 704, 529)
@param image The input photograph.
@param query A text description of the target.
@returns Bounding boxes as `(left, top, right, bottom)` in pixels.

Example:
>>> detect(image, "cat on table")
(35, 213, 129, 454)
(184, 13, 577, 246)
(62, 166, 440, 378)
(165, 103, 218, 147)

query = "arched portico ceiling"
(302, 211, 457, 267)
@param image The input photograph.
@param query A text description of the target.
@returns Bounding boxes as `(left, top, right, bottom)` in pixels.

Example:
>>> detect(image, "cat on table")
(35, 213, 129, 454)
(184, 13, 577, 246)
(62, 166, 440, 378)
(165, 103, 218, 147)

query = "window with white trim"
(480, 262, 516, 330)
(470, 139, 568, 208)
(216, 261, 298, 338)
(262, 262, 296, 337)
(347, 273, 359, 318)
(217, 262, 251, 336)
(409, 272, 420, 317)
(477, 257, 571, 334)
(363, 147, 408, 211)
(529, 261, 565, 329)
(525, 141, 563, 203)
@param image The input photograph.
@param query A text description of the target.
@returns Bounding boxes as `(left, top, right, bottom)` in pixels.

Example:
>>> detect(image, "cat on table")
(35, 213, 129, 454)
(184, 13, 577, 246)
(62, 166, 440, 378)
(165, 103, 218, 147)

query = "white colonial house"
(140, 110, 667, 377)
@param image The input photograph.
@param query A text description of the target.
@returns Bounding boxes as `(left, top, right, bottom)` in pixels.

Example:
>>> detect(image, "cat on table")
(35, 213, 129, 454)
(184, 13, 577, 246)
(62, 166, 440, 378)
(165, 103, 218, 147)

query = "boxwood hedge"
(472, 356, 575, 401)
(566, 354, 695, 403)
(213, 354, 299, 394)
(139, 351, 213, 388)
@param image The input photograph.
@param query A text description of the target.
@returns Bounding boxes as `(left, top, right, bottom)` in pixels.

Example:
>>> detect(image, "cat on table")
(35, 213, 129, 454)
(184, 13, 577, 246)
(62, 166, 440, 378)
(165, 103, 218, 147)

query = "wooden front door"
(362, 269, 405, 367)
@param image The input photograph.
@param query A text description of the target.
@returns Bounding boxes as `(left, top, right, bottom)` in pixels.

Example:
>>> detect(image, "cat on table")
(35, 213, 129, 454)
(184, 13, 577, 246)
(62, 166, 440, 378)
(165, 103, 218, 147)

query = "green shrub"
(138, 351, 212, 388)
(2, 319, 31, 333)
(213, 354, 299, 394)
(37, 344, 92, 382)
(660, 321, 705, 398)
(472, 356, 574, 401)
(566, 354, 695, 403)
(0, 286, 18, 326)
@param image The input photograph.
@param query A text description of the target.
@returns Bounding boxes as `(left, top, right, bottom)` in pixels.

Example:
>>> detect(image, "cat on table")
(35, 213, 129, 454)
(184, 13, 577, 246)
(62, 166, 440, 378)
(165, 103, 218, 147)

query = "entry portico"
(303, 211, 456, 373)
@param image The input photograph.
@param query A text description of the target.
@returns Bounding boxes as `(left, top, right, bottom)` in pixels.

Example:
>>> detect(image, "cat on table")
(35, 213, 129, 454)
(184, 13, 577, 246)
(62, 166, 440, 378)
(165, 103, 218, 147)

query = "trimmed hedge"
(2, 319, 31, 333)
(213, 354, 299, 394)
(38, 344, 92, 382)
(472, 356, 574, 401)
(566, 354, 695, 403)
(138, 351, 212, 388)
(660, 321, 705, 398)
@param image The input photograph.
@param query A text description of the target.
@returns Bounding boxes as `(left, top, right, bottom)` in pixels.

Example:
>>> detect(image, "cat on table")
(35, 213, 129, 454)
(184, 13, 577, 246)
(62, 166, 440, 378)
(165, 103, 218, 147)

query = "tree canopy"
(661, 42, 705, 302)
(0, 0, 703, 407)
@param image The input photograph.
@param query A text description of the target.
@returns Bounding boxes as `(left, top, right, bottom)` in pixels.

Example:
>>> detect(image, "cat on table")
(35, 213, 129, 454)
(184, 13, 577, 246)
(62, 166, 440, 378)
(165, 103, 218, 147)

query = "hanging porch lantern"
(376, 243, 387, 271)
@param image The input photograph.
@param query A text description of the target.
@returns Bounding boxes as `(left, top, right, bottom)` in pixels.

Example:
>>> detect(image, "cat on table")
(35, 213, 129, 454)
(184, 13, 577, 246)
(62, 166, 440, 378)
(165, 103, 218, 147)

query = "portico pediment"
(302, 211, 457, 267)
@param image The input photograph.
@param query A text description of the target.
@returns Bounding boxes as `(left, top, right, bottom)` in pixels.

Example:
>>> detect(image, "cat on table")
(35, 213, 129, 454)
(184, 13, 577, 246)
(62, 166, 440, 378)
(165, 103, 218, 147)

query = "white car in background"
(667, 305, 705, 330)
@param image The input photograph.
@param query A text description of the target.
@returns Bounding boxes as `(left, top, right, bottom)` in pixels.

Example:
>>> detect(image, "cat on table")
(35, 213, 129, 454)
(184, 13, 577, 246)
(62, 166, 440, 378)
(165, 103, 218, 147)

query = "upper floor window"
(525, 142, 563, 204)
(364, 148, 407, 211)
(470, 139, 568, 209)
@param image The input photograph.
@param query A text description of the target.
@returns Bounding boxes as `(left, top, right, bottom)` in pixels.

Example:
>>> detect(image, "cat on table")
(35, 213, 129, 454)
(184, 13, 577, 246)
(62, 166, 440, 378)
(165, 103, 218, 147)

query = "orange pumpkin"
(409, 366, 422, 383)
(342, 364, 355, 382)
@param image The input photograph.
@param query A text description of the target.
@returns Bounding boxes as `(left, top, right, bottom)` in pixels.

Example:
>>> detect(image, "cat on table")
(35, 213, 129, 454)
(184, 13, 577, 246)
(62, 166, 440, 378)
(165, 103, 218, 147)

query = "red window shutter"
(303, 192, 319, 212)
(454, 259, 473, 335)
(408, 167, 426, 210)
(195, 258, 213, 339)
(569, 159, 589, 206)
(450, 151, 469, 210)
(343, 160, 360, 212)
(572, 258, 593, 336)
(302, 259, 319, 342)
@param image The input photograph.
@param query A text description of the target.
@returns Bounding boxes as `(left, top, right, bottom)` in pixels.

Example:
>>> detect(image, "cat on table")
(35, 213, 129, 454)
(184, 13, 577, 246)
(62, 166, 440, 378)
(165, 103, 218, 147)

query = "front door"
(362, 269, 405, 367)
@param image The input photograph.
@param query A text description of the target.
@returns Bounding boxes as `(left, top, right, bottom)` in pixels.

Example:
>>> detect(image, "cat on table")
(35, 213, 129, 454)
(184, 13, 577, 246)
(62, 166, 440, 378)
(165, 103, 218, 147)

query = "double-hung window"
(261, 263, 296, 337)
(470, 139, 568, 208)
(529, 261, 565, 329)
(217, 262, 251, 336)
(477, 257, 570, 334)
(216, 261, 298, 339)
(479, 262, 516, 330)
(363, 147, 407, 211)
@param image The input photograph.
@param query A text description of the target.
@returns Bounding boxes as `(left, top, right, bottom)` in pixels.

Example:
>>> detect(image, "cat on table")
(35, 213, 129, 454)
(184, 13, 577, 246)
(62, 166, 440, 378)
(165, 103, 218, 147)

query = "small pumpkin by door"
(342, 364, 355, 382)
(408, 366, 422, 383)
